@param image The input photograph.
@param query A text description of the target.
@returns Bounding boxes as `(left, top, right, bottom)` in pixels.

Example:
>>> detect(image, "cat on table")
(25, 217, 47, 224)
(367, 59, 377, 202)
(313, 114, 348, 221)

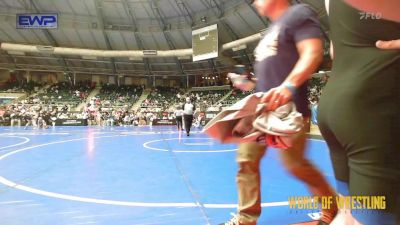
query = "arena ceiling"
(0, 0, 327, 78)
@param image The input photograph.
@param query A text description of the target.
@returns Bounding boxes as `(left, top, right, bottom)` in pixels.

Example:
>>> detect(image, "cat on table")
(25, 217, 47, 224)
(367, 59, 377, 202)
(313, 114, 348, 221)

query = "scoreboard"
(192, 24, 218, 62)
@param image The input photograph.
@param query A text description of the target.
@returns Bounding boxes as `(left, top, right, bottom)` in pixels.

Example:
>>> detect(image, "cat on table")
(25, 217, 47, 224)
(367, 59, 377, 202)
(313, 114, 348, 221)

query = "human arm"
(262, 38, 323, 110)
(376, 39, 400, 50)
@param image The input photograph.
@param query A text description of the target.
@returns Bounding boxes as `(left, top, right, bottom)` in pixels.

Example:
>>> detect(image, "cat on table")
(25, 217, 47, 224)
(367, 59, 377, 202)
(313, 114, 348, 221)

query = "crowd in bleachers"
(84, 109, 176, 127)
(1, 74, 331, 127)
(0, 81, 94, 127)
(0, 102, 68, 128)
(94, 84, 143, 109)
(141, 87, 184, 111)
(1, 83, 239, 127)
(221, 90, 253, 107)
(139, 88, 228, 117)
(77, 88, 229, 127)
(188, 90, 228, 111)
(0, 80, 43, 94)
(307, 74, 330, 105)
(307, 74, 330, 125)
(37, 81, 94, 108)
(135, 87, 186, 125)
(81, 84, 144, 126)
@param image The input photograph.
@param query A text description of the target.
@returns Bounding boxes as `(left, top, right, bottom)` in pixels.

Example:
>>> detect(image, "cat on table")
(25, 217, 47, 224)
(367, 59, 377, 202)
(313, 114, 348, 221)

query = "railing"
(191, 85, 231, 92)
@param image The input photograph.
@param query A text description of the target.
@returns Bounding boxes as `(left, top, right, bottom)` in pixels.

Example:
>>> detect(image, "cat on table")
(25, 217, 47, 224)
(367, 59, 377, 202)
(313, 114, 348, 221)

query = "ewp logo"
(16, 14, 58, 29)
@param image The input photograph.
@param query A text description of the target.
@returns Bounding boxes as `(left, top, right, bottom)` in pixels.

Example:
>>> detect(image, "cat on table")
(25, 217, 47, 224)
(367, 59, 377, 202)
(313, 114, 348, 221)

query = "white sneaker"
(219, 213, 243, 225)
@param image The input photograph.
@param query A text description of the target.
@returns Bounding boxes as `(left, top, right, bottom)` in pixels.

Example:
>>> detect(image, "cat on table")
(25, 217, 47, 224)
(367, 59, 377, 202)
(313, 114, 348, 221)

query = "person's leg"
(179, 117, 183, 130)
(176, 118, 180, 130)
(183, 115, 192, 135)
(32, 118, 37, 128)
(187, 115, 193, 134)
(235, 142, 266, 225)
(319, 120, 354, 225)
(183, 115, 187, 134)
(279, 124, 338, 224)
(346, 115, 400, 225)
(318, 95, 400, 225)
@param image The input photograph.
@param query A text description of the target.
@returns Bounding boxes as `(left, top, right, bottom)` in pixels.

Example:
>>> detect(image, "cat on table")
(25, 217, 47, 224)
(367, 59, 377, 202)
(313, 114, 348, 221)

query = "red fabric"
(266, 135, 289, 149)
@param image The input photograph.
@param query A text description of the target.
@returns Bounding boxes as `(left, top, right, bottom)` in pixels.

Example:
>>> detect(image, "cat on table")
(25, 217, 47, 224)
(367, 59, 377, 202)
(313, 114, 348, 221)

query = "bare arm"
(284, 38, 324, 88)
(262, 38, 323, 110)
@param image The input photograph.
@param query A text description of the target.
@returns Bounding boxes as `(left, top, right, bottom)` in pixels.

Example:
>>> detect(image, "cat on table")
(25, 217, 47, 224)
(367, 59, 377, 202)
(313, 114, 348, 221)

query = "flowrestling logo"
(359, 11, 382, 20)
(16, 13, 58, 29)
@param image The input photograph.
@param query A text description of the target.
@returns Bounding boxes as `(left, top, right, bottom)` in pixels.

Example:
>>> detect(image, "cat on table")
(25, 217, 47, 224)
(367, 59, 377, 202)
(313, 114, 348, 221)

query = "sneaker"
(219, 213, 244, 225)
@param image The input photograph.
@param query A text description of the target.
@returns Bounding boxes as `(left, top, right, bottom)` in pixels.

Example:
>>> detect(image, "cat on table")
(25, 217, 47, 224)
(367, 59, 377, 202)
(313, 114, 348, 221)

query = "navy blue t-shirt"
(253, 4, 323, 117)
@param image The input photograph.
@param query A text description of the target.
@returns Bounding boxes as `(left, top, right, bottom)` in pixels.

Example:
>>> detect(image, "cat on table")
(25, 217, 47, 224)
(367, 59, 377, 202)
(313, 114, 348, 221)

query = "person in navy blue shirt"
(221, 1, 337, 225)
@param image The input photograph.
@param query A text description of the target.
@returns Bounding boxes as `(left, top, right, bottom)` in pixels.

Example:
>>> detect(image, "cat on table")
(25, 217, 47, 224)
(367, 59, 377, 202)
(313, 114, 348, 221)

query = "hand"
(261, 85, 293, 111)
(228, 73, 256, 91)
(376, 39, 400, 50)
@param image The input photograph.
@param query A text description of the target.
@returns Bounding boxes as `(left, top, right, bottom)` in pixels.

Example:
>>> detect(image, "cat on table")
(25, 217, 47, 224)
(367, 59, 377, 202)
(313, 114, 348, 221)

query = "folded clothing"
(203, 92, 304, 149)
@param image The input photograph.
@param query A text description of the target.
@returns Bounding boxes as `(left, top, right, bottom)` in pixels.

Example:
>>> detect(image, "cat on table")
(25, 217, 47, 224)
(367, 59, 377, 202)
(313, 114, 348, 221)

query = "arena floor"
(0, 126, 334, 225)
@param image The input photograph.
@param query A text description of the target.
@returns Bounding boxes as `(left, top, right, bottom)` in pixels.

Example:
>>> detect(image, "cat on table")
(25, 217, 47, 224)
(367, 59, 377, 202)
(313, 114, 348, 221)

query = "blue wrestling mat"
(0, 126, 335, 225)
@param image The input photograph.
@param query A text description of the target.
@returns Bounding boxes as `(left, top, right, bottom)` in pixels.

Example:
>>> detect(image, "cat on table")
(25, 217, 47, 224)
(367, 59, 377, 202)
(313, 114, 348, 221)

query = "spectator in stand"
(23, 111, 33, 129)
(174, 106, 183, 131)
(138, 116, 147, 126)
(10, 110, 21, 126)
(61, 104, 68, 113)
(37, 116, 48, 129)
(0, 107, 5, 125)
(123, 114, 130, 126)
